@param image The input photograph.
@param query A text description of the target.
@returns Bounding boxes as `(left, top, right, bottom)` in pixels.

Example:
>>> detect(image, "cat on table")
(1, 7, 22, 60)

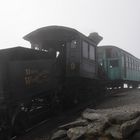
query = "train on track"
(98, 45, 140, 88)
(0, 26, 139, 139)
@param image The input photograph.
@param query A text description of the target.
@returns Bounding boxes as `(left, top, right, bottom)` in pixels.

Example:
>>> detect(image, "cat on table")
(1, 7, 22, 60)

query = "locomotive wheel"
(13, 111, 30, 135)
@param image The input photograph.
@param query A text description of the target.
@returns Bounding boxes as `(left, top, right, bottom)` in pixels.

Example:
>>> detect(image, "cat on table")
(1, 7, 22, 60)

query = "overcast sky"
(0, 0, 140, 58)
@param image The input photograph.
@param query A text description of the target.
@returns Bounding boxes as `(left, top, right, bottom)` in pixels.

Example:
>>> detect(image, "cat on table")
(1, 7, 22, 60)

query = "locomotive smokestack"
(88, 32, 103, 45)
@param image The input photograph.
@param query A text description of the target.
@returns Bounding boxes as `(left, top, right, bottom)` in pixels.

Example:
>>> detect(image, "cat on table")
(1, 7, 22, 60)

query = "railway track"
(9, 88, 130, 140)
(10, 119, 51, 140)
(11, 100, 93, 140)
(107, 88, 134, 95)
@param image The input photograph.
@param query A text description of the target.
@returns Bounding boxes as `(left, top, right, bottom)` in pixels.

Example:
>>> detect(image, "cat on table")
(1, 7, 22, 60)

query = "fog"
(0, 0, 140, 58)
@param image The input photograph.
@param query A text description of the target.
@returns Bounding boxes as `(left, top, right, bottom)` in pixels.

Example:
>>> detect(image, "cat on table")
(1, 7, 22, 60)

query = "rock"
(86, 118, 109, 136)
(98, 136, 112, 140)
(50, 106, 140, 140)
(67, 126, 87, 140)
(51, 130, 67, 140)
(82, 112, 104, 121)
(131, 130, 140, 140)
(120, 116, 140, 138)
(107, 111, 140, 124)
(83, 108, 140, 123)
(59, 120, 88, 130)
(84, 135, 97, 140)
(83, 108, 97, 113)
(105, 125, 122, 139)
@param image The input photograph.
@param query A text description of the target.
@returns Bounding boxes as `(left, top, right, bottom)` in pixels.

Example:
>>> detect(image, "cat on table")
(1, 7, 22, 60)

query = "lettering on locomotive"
(25, 68, 48, 86)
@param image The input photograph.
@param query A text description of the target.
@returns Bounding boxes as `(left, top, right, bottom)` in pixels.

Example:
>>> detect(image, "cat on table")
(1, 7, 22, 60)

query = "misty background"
(0, 0, 140, 58)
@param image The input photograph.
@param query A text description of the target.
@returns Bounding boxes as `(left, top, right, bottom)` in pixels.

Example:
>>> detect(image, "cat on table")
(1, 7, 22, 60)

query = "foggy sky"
(0, 0, 140, 58)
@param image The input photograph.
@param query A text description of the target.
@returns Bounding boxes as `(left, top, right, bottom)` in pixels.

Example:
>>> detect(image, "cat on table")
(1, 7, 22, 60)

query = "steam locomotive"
(0, 26, 105, 139)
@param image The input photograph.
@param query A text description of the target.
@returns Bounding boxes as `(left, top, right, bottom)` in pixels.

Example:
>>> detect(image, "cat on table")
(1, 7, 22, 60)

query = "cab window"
(89, 45, 95, 60)
(82, 41, 88, 58)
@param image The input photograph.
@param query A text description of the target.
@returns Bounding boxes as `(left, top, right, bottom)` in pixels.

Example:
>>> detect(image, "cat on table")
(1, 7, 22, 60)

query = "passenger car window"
(110, 60, 119, 67)
(122, 55, 125, 67)
(82, 41, 88, 58)
(89, 45, 95, 60)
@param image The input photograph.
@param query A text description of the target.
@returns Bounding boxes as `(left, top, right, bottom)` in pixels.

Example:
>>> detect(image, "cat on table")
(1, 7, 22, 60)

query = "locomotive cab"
(24, 26, 102, 80)
(23, 26, 104, 108)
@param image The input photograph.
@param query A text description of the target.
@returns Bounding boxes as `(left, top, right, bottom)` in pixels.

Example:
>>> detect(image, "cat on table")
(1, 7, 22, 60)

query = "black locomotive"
(0, 26, 105, 139)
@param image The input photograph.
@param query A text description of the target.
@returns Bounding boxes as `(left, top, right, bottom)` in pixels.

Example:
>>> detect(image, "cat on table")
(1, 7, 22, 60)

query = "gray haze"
(0, 0, 140, 58)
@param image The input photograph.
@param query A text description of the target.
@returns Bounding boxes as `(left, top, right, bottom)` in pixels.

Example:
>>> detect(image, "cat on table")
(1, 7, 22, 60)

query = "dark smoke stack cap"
(88, 32, 103, 45)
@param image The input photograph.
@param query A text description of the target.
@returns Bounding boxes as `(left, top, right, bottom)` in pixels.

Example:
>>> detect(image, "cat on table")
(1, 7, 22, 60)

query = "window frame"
(82, 40, 89, 59)
(109, 59, 119, 68)
(82, 40, 96, 61)
(89, 44, 95, 60)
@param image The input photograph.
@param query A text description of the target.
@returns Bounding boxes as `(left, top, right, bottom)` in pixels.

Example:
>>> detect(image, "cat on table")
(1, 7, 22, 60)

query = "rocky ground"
(96, 89, 140, 109)
(50, 89, 140, 140)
